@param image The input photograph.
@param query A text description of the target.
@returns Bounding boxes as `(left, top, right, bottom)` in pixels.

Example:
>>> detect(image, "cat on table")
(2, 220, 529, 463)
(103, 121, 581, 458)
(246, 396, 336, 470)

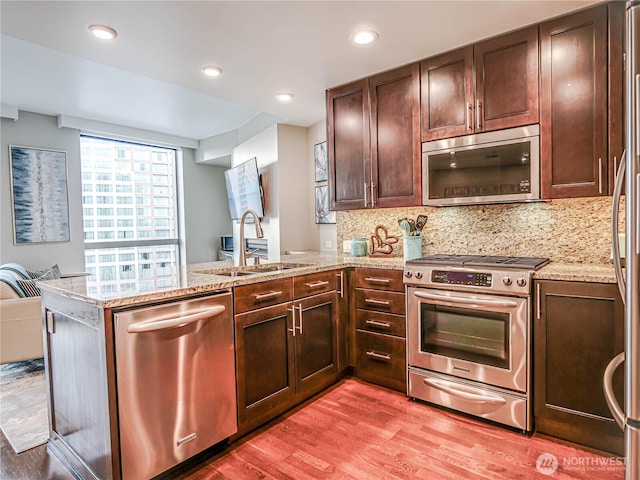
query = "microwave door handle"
(413, 291, 518, 309)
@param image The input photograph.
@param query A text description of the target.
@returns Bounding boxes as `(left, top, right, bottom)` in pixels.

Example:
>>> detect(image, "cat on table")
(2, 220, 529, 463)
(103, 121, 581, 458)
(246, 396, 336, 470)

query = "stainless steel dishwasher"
(114, 292, 237, 480)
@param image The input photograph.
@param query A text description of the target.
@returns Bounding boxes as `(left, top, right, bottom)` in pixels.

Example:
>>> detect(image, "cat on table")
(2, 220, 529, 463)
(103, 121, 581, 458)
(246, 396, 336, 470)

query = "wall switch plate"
(343, 240, 352, 253)
(325, 240, 332, 249)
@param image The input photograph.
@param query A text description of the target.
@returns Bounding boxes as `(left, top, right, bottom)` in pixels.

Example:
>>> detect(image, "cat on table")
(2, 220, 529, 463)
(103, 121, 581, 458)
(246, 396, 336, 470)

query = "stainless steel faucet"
(239, 209, 264, 266)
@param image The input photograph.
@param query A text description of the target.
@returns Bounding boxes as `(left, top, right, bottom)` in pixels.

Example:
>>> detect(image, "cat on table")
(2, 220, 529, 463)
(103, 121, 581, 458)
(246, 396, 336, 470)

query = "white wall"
(0, 112, 85, 272)
(308, 119, 336, 252)
(276, 124, 313, 253)
(231, 123, 315, 261)
(181, 148, 232, 263)
(1, 111, 231, 271)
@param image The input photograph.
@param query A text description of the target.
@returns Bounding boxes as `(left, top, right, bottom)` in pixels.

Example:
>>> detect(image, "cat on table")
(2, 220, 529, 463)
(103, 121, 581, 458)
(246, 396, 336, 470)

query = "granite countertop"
(37, 251, 618, 309)
(533, 262, 617, 284)
(37, 252, 405, 309)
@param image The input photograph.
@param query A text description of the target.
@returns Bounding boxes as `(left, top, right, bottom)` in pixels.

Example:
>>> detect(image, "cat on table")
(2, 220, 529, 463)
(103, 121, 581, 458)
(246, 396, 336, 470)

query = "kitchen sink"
(196, 262, 311, 277)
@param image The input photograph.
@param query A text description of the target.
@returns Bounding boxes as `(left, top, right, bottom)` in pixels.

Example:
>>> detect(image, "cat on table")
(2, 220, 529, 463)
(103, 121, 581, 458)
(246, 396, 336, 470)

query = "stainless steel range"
(404, 254, 549, 431)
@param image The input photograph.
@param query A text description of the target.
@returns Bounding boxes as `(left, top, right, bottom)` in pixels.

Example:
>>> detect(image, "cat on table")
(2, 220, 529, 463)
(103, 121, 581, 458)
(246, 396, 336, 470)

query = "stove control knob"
(516, 278, 527, 287)
(404, 271, 413, 278)
(502, 276, 513, 286)
(415, 271, 423, 279)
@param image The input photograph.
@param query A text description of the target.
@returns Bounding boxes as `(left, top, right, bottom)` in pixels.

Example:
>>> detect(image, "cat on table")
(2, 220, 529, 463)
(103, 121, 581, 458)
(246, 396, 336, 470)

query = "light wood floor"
(1, 378, 626, 480)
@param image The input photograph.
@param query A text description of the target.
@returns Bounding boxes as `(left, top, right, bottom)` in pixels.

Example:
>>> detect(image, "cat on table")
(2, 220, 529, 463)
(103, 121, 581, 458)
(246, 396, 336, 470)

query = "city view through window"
(80, 136, 181, 296)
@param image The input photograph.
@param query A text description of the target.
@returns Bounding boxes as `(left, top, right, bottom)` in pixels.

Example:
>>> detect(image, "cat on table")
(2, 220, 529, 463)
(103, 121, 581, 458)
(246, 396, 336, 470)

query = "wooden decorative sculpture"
(369, 224, 399, 257)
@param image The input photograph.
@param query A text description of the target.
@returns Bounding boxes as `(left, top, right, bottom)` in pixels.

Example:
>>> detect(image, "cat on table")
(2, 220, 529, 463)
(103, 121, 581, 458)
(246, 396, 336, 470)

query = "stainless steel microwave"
(422, 125, 540, 206)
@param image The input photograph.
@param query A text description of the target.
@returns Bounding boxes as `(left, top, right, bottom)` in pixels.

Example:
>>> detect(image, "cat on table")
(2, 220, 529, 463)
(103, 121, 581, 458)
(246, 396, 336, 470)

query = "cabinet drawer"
(294, 271, 336, 299)
(234, 278, 293, 314)
(355, 309, 406, 338)
(355, 331, 406, 392)
(355, 288, 406, 315)
(355, 268, 404, 292)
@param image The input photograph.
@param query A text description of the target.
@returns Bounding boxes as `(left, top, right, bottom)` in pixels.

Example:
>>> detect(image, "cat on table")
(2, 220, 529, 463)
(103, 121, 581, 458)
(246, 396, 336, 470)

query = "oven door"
(407, 287, 529, 393)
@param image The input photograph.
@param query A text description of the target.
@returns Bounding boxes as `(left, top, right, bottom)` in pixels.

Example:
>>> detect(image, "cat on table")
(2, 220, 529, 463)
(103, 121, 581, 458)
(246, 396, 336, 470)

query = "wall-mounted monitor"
(224, 157, 264, 220)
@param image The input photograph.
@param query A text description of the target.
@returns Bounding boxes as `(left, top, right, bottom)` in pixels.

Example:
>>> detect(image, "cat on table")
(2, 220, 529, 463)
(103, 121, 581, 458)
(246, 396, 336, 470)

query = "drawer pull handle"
(364, 277, 390, 284)
(253, 290, 283, 301)
(366, 351, 391, 361)
(365, 319, 391, 328)
(304, 280, 329, 289)
(364, 298, 390, 306)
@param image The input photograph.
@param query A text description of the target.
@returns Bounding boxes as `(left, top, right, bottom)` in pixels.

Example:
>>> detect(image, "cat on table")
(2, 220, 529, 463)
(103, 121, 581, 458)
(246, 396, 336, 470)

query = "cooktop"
(406, 254, 550, 270)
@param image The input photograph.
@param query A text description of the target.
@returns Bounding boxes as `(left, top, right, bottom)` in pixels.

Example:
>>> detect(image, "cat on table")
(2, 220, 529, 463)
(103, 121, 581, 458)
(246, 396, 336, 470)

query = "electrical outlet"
(343, 240, 352, 253)
(325, 240, 332, 249)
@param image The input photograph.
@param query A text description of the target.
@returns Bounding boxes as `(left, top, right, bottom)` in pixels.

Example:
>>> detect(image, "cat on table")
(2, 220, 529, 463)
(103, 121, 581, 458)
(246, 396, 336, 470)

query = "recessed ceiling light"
(276, 93, 294, 103)
(201, 66, 223, 77)
(88, 24, 118, 40)
(352, 30, 379, 45)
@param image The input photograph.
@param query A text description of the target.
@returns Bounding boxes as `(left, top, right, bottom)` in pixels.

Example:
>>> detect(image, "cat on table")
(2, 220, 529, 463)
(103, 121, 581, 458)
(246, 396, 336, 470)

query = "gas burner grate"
(407, 254, 550, 270)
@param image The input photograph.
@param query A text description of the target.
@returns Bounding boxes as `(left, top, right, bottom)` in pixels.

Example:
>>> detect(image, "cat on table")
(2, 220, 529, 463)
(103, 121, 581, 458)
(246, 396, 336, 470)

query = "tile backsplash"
(337, 197, 625, 264)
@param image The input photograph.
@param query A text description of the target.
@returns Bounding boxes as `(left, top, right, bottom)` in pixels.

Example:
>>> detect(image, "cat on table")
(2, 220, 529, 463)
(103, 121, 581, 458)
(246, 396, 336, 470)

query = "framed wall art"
(315, 185, 336, 224)
(9, 145, 70, 244)
(314, 141, 328, 182)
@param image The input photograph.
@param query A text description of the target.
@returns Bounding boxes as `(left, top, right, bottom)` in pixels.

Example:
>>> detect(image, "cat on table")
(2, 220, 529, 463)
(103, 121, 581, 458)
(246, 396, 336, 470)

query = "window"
(80, 136, 181, 292)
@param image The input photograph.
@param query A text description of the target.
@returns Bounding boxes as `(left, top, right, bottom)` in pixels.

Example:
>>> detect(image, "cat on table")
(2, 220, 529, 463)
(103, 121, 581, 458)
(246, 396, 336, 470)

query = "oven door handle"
(413, 291, 518, 308)
(423, 378, 507, 406)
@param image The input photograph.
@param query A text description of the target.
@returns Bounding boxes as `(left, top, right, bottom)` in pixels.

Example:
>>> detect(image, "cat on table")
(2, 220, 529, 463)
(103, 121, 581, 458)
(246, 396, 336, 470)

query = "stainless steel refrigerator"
(604, 2, 640, 479)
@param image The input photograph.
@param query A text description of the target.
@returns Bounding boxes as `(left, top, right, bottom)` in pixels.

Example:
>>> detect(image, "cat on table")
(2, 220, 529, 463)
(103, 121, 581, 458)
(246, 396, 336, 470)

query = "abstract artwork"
(315, 185, 336, 224)
(9, 146, 70, 244)
(314, 141, 328, 182)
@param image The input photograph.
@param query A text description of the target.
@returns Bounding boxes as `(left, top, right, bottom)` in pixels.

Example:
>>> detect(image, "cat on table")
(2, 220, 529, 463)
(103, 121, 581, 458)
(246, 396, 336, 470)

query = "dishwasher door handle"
(127, 305, 226, 333)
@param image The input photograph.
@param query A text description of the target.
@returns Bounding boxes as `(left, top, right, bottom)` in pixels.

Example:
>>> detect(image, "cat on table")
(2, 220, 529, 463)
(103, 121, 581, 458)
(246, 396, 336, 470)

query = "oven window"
(420, 304, 509, 369)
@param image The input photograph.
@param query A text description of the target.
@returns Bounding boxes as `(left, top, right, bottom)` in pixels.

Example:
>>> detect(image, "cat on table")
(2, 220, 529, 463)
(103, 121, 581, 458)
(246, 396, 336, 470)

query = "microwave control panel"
(431, 270, 492, 287)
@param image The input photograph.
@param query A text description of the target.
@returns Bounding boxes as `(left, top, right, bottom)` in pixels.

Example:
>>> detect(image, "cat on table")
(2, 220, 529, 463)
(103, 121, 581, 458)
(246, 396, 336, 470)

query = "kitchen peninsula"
(38, 251, 618, 480)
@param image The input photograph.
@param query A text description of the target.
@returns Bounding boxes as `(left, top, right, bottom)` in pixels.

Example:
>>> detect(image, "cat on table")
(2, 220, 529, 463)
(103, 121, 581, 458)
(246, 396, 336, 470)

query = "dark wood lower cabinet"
(534, 280, 624, 455)
(235, 303, 295, 433)
(355, 330, 406, 392)
(235, 279, 341, 436)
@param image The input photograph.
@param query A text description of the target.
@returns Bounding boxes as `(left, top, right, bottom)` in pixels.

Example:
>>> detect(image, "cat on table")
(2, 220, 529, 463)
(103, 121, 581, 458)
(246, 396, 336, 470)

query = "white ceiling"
(1, 1, 601, 144)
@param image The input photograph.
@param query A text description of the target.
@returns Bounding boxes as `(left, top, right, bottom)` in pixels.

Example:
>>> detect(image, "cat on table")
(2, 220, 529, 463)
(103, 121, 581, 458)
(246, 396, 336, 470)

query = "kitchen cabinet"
(534, 280, 624, 455)
(234, 271, 341, 435)
(540, 3, 624, 198)
(327, 63, 421, 211)
(353, 268, 407, 392)
(420, 26, 539, 142)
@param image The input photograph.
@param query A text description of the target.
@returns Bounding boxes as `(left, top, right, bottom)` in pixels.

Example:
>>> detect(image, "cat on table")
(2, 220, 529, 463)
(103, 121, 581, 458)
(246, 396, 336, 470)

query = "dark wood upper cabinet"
(370, 64, 421, 208)
(475, 26, 539, 132)
(327, 79, 370, 211)
(420, 47, 474, 141)
(327, 64, 421, 210)
(421, 27, 538, 142)
(608, 1, 625, 195)
(540, 4, 616, 198)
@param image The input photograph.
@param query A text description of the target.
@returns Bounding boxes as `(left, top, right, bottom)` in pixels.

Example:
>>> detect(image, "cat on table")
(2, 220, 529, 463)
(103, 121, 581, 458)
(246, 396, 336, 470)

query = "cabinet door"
(420, 47, 474, 141)
(327, 79, 370, 211)
(607, 1, 625, 195)
(540, 6, 608, 198)
(370, 64, 422, 207)
(235, 303, 295, 433)
(475, 26, 539, 133)
(534, 280, 624, 455)
(294, 291, 339, 398)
